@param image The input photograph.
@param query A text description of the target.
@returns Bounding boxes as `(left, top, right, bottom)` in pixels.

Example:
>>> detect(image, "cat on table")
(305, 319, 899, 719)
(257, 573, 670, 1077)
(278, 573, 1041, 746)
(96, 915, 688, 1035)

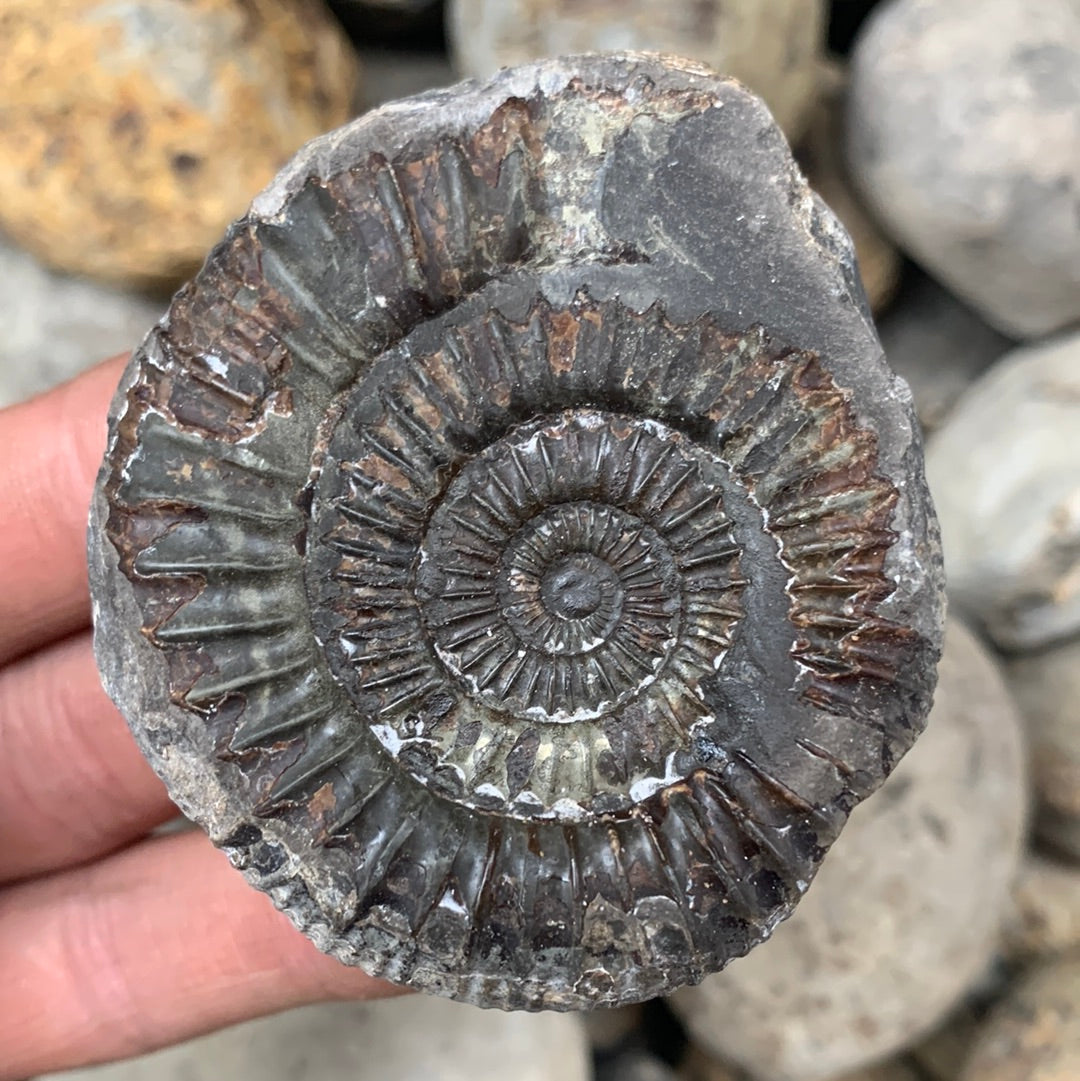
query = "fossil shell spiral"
(89, 54, 945, 1010)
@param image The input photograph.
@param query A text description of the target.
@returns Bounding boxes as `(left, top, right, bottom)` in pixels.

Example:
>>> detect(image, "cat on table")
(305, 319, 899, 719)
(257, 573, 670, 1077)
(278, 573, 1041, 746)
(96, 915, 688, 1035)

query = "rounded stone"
(925, 331, 1080, 652)
(37, 996, 591, 1081)
(582, 1003, 644, 1054)
(1007, 638, 1080, 858)
(846, 0, 1080, 339)
(446, 0, 826, 142)
(0, 238, 162, 409)
(960, 957, 1080, 1081)
(797, 61, 902, 315)
(668, 619, 1028, 1081)
(877, 271, 1014, 434)
(0, 0, 358, 289)
(1003, 854, 1080, 960)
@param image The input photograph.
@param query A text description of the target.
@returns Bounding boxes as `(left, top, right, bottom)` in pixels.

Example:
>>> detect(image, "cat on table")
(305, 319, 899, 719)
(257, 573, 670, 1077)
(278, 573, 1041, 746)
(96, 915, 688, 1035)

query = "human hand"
(0, 357, 401, 1081)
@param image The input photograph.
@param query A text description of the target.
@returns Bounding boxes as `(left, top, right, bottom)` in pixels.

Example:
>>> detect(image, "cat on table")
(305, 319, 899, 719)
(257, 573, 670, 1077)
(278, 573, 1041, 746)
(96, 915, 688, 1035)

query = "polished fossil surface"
(89, 53, 945, 1010)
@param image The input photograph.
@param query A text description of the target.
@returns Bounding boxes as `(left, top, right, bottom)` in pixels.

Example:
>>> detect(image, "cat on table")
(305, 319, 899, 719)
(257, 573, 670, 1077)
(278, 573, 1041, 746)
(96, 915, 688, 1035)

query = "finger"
(0, 829, 402, 1080)
(0, 631, 175, 884)
(0, 355, 127, 666)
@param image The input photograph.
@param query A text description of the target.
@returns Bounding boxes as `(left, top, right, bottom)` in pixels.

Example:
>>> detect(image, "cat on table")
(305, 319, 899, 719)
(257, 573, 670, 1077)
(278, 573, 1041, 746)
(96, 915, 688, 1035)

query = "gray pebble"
(847, 0, 1080, 338)
(446, 0, 826, 141)
(925, 331, 1080, 651)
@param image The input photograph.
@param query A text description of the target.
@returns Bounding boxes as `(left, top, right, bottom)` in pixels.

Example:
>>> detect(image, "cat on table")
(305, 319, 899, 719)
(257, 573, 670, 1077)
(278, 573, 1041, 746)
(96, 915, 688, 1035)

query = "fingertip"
(0, 353, 130, 665)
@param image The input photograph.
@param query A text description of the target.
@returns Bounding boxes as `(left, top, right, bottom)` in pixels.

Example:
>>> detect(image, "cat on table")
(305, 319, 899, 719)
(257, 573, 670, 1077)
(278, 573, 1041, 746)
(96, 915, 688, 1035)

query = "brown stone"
(0, 0, 358, 288)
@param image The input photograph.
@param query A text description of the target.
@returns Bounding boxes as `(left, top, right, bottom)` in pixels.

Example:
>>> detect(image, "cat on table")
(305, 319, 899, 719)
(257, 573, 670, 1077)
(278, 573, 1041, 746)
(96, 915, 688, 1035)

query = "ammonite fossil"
(89, 53, 945, 1010)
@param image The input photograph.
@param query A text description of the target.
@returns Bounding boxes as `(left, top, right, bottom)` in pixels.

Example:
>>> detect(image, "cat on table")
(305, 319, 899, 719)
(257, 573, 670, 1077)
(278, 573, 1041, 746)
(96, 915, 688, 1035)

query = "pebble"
(846, 0, 1080, 338)
(959, 956, 1080, 1080)
(878, 271, 1014, 433)
(1008, 639, 1080, 858)
(797, 62, 902, 315)
(680, 1047, 745, 1081)
(1003, 854, 1080, 959)
(0, 0, 358, 289)
(668, 619, 1028, 1081)
(925, 331, 1080, 652)
(0, 238, 161, 410)
(446, 0, 826, 141)
(39, 995, 591, 1081)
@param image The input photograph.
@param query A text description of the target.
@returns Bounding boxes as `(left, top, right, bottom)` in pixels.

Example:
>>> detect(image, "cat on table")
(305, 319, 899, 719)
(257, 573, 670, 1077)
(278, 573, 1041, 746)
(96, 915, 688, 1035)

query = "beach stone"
(878, 272, 1014, 433)
(914, 1012, 983, 1081)
(39, 996, 591, 1081)
(669, 619, 1028, 1081)
(1008, 639, 1080, 858)
(797, 61, 902, 315)
(846, 0, 1080, 338)
(925, 332, 1080, 651)
(447, 0, 826, 141)
(0, 238, 161, 410)
(960, 956, 1080, 1080)
(1003, 854, 1080, 959)
(0, 0, 358, 289)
